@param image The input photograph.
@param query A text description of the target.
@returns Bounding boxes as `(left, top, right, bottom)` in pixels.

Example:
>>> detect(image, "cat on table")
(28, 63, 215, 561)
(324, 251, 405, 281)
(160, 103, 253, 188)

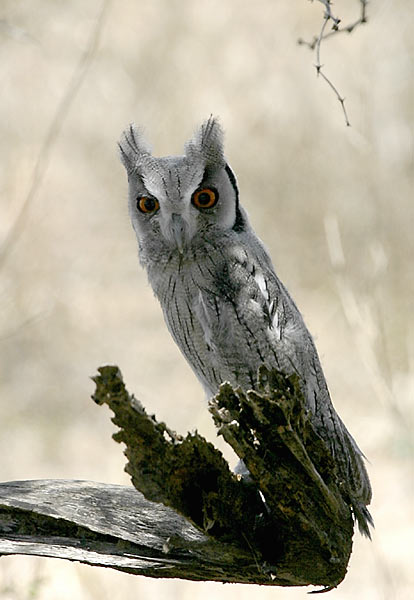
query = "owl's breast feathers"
(155, 239, 316, 398)
(150, 238, 372, 536)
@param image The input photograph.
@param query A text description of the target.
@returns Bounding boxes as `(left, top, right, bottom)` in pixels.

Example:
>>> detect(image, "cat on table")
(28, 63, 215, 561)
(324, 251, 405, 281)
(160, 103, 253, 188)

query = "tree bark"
(0, 365, 355, 591)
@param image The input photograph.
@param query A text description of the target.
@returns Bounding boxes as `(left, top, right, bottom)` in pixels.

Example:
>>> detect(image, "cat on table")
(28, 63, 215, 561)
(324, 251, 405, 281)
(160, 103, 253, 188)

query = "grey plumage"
(119, 117, 373, 536)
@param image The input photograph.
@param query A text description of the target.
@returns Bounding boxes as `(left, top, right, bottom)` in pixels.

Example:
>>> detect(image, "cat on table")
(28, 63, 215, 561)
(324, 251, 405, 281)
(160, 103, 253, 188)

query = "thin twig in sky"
(298, 0, 368, 126)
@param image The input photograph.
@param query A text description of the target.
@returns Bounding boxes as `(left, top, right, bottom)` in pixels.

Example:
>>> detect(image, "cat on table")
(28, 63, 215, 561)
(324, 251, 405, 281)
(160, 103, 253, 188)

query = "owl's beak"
(170, 213, 188, 254)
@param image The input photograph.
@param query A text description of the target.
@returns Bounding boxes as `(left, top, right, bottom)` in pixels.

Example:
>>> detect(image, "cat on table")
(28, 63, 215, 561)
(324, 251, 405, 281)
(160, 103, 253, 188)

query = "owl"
(119, 117, 373, 537)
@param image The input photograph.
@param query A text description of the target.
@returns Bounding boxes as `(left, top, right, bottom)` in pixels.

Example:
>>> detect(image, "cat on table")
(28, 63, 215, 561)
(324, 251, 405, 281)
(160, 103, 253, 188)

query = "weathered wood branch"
(0, 479, 265, 583)
(0, 365, 355, 590)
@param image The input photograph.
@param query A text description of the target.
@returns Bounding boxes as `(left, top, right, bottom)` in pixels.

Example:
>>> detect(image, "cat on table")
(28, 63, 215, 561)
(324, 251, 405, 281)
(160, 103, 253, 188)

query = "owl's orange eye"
(137, 196, 160, 214)
(191, 187, 218, 209)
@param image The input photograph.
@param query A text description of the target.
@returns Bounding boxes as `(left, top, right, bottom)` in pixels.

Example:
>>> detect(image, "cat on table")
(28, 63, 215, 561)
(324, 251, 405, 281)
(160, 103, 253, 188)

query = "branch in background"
(0, 0, 111, 270)
(324, 214, 410, 437)
(298, 0, 368, 126)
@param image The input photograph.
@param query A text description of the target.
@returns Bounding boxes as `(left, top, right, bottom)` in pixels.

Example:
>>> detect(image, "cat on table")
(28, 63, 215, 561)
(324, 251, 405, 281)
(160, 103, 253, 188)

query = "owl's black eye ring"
(191, 187, 219, 210)
(137, 195, 160, 214)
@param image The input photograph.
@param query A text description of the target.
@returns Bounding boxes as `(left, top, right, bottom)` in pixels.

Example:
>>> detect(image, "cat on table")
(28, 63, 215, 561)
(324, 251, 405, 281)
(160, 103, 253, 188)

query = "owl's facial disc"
(129, 157, 238, 254)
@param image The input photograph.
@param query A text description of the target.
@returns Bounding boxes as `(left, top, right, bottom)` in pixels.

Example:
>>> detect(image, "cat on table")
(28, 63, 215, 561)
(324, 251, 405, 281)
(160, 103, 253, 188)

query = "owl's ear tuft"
(185, 116, 225, 169)
(118, 124, 152, 174)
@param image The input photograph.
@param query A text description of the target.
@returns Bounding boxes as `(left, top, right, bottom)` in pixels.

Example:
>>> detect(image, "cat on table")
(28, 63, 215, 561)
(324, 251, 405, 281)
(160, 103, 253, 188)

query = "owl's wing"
(193, 244, 373, 536)
(194, 241, 342, 425)
(193, 243, 307, 380)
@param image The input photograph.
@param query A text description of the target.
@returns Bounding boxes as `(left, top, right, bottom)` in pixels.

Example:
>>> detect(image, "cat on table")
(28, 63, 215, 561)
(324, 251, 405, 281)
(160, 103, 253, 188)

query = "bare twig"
(298, 0, 369, 126)
(317, 70, 350, 127)
(315, 10, 350, 126)
(0, 0, 111, 270)
(318, 0, 368, 42)
(299, 0, 368, 49)
(315, 0, 341, 28)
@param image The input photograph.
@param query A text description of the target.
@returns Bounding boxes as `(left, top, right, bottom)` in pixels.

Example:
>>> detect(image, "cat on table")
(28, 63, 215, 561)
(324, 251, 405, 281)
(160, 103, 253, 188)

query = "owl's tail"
(353, 501, 374, 539)
(341, 423, 374, 538)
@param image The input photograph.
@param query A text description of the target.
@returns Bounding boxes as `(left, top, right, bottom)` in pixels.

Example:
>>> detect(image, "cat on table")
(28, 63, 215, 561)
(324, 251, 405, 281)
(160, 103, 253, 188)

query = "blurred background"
(0, 0, 412, 598)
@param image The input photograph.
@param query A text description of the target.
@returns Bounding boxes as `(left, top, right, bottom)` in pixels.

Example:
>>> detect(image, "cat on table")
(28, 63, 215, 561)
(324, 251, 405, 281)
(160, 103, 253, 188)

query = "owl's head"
(119, 117, 245, 256)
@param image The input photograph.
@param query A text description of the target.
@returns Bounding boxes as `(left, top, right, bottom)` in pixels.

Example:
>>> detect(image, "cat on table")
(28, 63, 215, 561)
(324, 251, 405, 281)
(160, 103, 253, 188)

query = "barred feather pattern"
(119, 117, 373, 537)
(143, 226, 373, 536)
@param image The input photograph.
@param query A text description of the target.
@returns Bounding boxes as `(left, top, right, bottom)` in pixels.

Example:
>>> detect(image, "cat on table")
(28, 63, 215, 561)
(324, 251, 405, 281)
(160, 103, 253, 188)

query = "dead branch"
(0, 479, 261, 584)
(0, 365, 356, 590)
